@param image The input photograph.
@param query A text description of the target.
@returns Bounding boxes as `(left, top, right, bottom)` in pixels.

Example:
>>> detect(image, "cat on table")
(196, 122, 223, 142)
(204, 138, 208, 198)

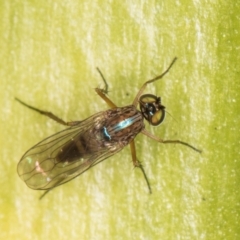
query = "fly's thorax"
(101, 105, 145, 145)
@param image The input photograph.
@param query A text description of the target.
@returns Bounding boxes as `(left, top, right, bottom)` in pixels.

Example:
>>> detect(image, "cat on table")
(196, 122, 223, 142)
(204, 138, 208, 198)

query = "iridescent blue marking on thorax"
(103, 127, 111, 140)
(114, 116, 136, 131)
(102, 115, 138, 141)
(100, 108, 144, 143)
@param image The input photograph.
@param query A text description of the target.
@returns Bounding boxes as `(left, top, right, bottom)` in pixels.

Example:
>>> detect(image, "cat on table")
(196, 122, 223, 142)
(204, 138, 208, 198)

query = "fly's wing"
(17, 111, 125, 190)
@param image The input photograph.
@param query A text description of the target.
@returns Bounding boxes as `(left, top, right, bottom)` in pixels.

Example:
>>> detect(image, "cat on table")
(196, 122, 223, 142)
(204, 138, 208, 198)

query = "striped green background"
(1, 1, 239, 239)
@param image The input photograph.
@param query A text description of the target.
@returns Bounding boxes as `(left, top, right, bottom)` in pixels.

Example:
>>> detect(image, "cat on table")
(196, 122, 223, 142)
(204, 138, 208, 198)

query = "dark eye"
(139, 94, 165, 126)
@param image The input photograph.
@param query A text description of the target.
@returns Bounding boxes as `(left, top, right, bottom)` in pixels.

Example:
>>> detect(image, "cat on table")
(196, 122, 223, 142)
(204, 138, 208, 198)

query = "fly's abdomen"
(56, 135, 89, 163)
(55, 129, 109, 163)
(56, 105, 144, 163)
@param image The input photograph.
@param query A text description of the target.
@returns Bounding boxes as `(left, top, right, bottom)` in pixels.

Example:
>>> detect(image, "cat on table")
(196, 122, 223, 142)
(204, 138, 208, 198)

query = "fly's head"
(139, 94, 165, 126)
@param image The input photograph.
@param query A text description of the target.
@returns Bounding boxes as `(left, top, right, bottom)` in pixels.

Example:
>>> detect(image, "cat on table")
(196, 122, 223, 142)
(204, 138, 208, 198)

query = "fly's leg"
(132, 58, 201, 153)
(95, 88, 117, 108)
(130, 141, 152, 194)
(141, 129, 202, 153)
(96, 68, 152, 192)
(96, 67, 109, 94)
(132, 57, 177, 107)
(95, 67, 117, 108)
(15, 98, 81, 126)
(38, 177, 66, 200)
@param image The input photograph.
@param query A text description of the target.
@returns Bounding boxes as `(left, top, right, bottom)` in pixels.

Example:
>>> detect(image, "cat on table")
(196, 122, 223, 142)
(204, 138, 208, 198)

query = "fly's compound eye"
(139, 94, 165, 126)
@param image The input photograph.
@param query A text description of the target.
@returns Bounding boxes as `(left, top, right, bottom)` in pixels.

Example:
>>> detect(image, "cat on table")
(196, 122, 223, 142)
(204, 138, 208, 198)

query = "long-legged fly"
(16, 58, 201, 198)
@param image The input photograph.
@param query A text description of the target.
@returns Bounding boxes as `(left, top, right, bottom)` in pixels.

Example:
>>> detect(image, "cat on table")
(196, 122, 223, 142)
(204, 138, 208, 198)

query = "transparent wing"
(17, 111, 124, 190)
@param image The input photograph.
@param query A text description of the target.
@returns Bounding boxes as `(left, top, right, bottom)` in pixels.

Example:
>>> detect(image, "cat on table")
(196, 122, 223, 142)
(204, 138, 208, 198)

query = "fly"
(16, 57, 201, 198)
